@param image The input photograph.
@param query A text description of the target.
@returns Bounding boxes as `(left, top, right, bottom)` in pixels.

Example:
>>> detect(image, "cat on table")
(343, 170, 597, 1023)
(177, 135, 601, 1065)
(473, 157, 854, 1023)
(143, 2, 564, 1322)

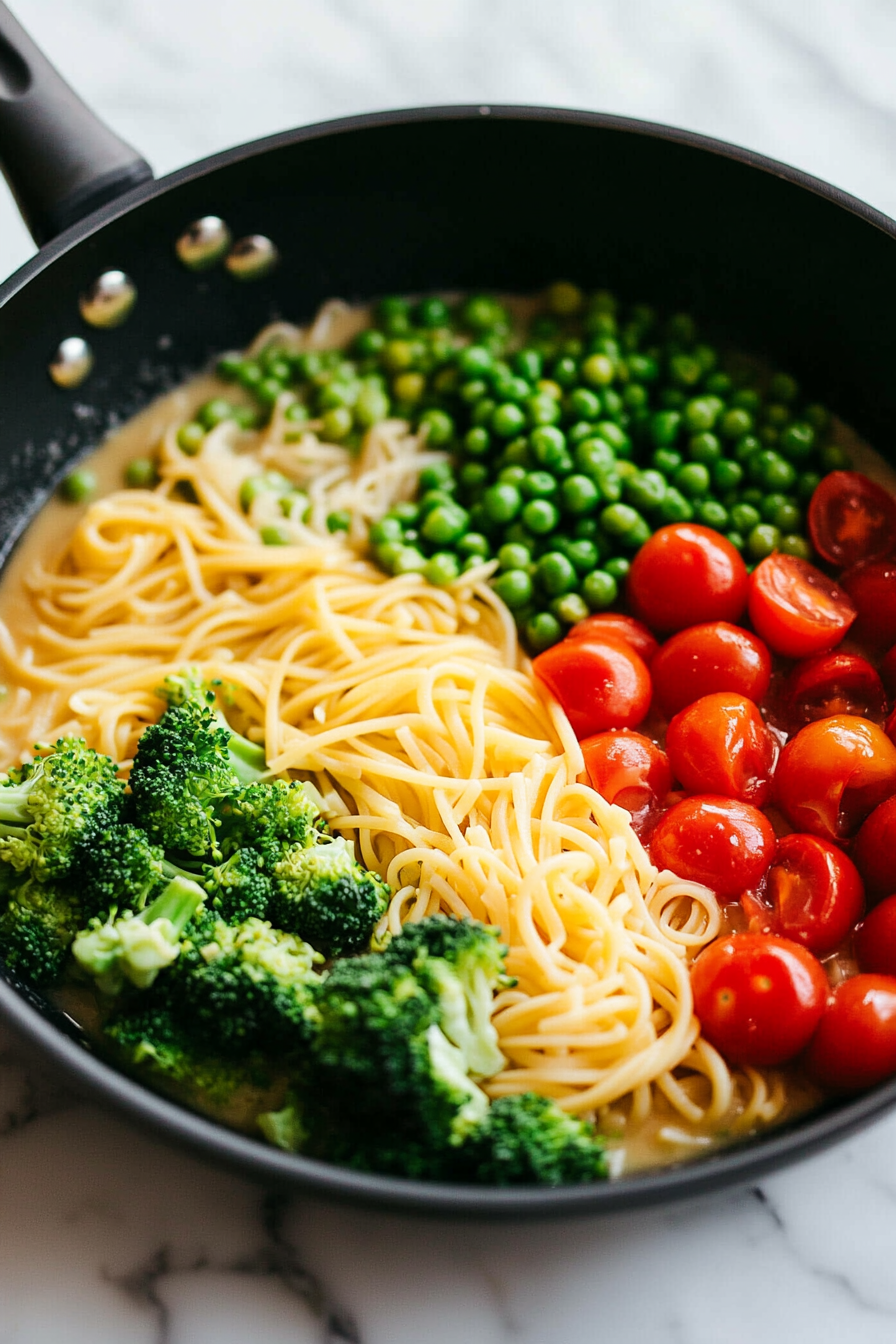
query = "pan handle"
(0, 1, 153, 245)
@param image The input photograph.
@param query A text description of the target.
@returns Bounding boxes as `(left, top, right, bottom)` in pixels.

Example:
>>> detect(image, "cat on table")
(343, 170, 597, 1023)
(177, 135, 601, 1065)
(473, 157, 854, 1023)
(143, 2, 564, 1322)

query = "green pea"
(459, 462, 489, 492)
(627, 353, 659, 383)
(490, 403, 526, 439)
(733, 434, 761, 465)
(525, 612, 563, 654)
(560, 474, 600, 515)
(375, 540, 404, 570)
(797, 471, 822, 502)
(482, 483, 522, 525)
(552, 356, 580, 388)
(461, 379, 489, 406)
(625, 471, 666, 513)
(518, 470, 555, 500)
(463, 295, 508, 332)
(651, 448, 682, 476)
(651, 410, 682, 448)
(369, 516, 405, 547)
(415, 296, 450, 328)
(682, 395, 723, 433)
(421, 503, 469, 546)
(575, 437, 615, 477)
(747, 524, 781, 560)
(260, 525, 293, 546)
(741, 487, 764, 507)
(594, 421, 631, 454)
(769, 372, 799, 403)
(499, 465, 528, 489)
(124, 457, 158, 489)
(236, 360, 264, 390)
(419, 409, 455, 446)
(457, 536, 489, 563)
(779, 534, 812, 559)
(390, 503, 422, 528)
(674, 462, 711, 499)
(549, 592, 589, 626)
(696, 499, 729, 530)
(376, 296, 412, 333)
(559, 539, 600, 574)
(459, 428, 488, 460)
(521, 498, 560, 535)
(804, 404, 831, 434)
(530, 425, 568, 469)
(320, 407, 352, 441)
(418, 462, 456, 493)
(318, 379, 360, 411)
(494, 375, 531, 404)
(239, 471, 293, 513)
(759, 452, 797, 492)
(501, 439, 532, 469)
(59, 467, 97, 504)
(769, 500, 802, 533)
(526, 393, 563, 427)
(496, 542, 529, 572)
(513, 348, 542, 383)
(391, 546, 427, 574)
(603, 557, 631, 582)
(284, 402, 309, 424)
(689, 432, 722, 465)
(491, 568, 533, 610)
(354, 328, 387, 357)
(601, 389, 625, 420)
(726, 530, 746, 553)
(819, 444, 851, 472)
(176, 421, 205, 455)
(595, 467, 623, 503)
(669, 353, 703, 389)
(658, 488, 694, 524)
(216, 352, 243, 381)
(536, 551, 577, 597)
(711, 459, 743, 492)
(778, 422, 816, 461)
(704, 371, 733, 398)
(731, 388, 762, 414)
(573, 517, 601, 541)
(567, 387, 602, 420)
(580, 353, 615, 387)
(719, 407, 754, 440)
(730, 502, 761, 534)
(256, 377, 286, 407)
(581, 569, 618, 610)
(424, 552, 461, 586)
(600, 503, 641, 539)
(763, 403, 791, 429)
(568, 421, 598, 445)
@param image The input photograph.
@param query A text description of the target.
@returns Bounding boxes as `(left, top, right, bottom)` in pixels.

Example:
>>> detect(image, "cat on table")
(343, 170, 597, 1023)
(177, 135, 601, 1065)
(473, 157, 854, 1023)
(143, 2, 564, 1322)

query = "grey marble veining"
(3, 2, 896, 1341)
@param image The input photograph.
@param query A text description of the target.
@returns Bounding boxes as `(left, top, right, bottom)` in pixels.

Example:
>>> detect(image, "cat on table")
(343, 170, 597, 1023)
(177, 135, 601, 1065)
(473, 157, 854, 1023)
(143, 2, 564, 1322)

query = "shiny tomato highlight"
(808, 471, 896, 569)
(665, 693, 777, 806)
(767, 833, 865, 955)
(626, 524, 748, 634)
(784, 652, 886, 730)
(566, 613, 659, 665)
(840, 558, 896, 651)
(648, 794, 776, 900)
(748, 553, 856, 658)
(855, 895, 896, 978)
(774, 714, 896, 841)
(805, 975, 896, 1091)
(580, 729, 671, 819)
(651, 622, 772, 718)
(532, 636, 652, 738)
(691, 933, 828, 1067)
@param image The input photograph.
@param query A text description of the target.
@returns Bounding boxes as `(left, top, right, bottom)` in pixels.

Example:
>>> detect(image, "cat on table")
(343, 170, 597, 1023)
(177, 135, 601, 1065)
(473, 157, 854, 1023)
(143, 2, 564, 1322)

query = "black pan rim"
(2, 100, 896, 1216)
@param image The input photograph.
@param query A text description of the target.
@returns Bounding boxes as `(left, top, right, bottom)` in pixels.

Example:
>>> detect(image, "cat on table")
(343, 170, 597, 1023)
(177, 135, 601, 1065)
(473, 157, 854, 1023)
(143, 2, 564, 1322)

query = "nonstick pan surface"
(3, 11, 896, 1216)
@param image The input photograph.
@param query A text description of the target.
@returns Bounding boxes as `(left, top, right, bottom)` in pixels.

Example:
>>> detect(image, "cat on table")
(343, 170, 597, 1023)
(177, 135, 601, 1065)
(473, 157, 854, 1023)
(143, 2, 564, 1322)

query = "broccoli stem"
(142, 876, 205, 935)
(222, 723, 267, 784)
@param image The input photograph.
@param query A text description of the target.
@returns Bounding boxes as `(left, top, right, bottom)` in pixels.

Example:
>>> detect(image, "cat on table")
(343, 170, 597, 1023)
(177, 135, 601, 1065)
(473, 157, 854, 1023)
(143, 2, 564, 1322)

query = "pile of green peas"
(141, 282, 848, 655)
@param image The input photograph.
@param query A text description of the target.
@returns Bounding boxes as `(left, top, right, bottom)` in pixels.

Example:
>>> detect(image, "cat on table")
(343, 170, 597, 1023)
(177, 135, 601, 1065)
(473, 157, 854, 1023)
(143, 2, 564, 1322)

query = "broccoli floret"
(158, 669, 267, 784)
(0, 876, 83, 986)
(202, 847, 272, 923)
(106, 1002, 253, 1104)
(0, 738, 124, 882)
(458, 1093, 609, 1186)
(72, 875, 205, 995)
(384, 916, 509, 1079)
(219, 779, 324, 854)
(156, 914, 321, 1057)
(270, 835, 390, 958)
(70, 812, 170, 920)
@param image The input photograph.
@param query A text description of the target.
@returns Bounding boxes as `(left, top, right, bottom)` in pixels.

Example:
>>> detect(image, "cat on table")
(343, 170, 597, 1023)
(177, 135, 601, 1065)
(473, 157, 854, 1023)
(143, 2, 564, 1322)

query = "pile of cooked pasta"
(0, 309, 797, 1171)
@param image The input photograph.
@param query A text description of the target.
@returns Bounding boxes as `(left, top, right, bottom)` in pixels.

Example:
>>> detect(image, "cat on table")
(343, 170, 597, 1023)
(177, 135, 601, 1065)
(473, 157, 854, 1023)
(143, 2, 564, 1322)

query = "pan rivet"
(225, 234, 279, 280)
(48, 337, 94, 389)
(79, 270, 137, 328)
(176, 216, 232, 270)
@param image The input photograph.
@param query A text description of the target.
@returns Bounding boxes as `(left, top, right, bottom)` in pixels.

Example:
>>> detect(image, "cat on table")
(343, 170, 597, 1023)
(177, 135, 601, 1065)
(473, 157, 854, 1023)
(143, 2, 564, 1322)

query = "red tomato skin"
(691, 933, 828, 1067)
(853, 796, 896, 901)
(626, 524, 748, 634)
(784, 652, 886, 730)
(665, 693, 777, 806)
(567, 614, 659, 665)
(880, 644, 896, 696)
(807, 471, 896, 569)
(651, 622, 772, 718)
(855, 895, 896, 977)
(840, 559, 896, 651)
(580, 730, 671, 815)
(748, 554, 857, 658)
(648, 794, 777, 900)
(767, 833, 865, 955)
(804, 974, 896, 1091)
(774, 714, 896, 842)
(532, 637, 652, 738)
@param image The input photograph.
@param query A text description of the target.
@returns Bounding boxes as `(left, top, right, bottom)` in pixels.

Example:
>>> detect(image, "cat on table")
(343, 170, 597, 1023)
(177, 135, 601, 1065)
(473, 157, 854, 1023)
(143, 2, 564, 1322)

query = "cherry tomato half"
(649, 794, 776, 900)
(691, 933, 828, 1067)
(840, 558, 896, 651)
(748, 553, 857, 658)
(651, 622, 772, 719)
(581, 730, 671, 822)
(853, 796, 896, 901)
(855, 895, 896, 977)
(808, 471, 896, 569)
(666, 693, 777, 806)
(626, 524, 748, 634)
(775, 715, 896, 842)
(567, 613, 659, 665)
(532, 636, 652, 738)
(784, 652, 886, 730)
(804, 974, 896, 1091)
(767, 833, 865, 955)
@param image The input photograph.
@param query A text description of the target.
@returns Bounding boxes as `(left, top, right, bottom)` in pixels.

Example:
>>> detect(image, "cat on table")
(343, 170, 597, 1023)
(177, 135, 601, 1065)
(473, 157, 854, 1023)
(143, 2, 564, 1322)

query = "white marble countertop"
(4, 1, 896, 1340)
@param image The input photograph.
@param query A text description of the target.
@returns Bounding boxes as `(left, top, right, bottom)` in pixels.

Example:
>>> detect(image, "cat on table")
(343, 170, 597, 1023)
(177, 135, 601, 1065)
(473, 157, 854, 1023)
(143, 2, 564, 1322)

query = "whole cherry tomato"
(691, 933, 828, 1067)
(804, 974, 896, 1091)
(853, 796, 896, 901)
(767, 833, 865, 955)
(626, 524, 748, 634)
(651, 622, 772, 718)
(649, 794, 776, 900)
(774, 714, 896, 841)
(840, 558, 896, 651)
(532, 637, 651, 738)
(665, 693, 777, 806)
(748, 553, 856, 658)
(567, 613, 659, 664)
(807, 471, 896, 569)
(580, 730, 671, 820)
(855, 895, 896, 977)
(784, 652, 886, 730)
